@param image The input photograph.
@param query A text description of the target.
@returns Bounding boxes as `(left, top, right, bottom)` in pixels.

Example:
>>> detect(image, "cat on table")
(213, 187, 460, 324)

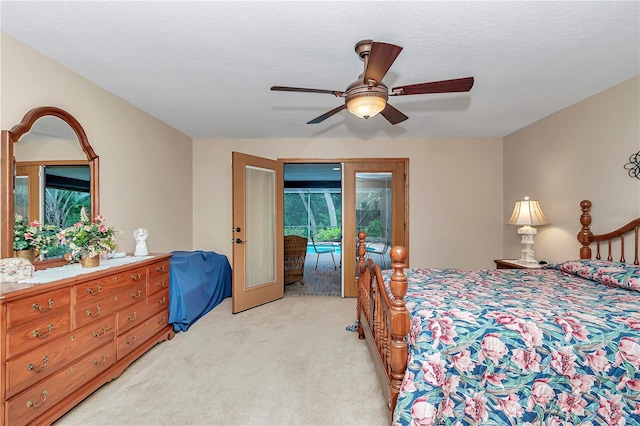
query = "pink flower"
(616, 373, 640, 391)
(400, 370, 417, 393)
(464, 391, 488, 423)
(428, 317, 457, 348)
(570, 374, 595, 394)
(527, 379, 555, 411)
(24, 232, 33, 240)
(408, 316, 422, 346)
(99, 225, 108, 233)
(438, 396, 455, 418)
(628, 278, 640, 290)
(511, 348, 541, 372)
(74, 221, 84, 227)
(94, 214, 105, 222)
(497, 394, 524, 418)
(555, 316, 590, 342)
(597, 393, 626, 426)
(451, 350, 474, 373)
(410, 396, 437, 426)
(482, 372, 506, 387)
(585, 348, 610, 373)
(442, 375, 460, 396)
(634, 402, 640, 415)
(486, 311, 516, 325)
(478, 333, 508, 365)
(421, 353, 446, 387)
(503, 319, 543, 348)
(550, 346, 577, 377)
(615, 337, 640, 369)
(557, 392, 587, 416)
(29, 220, 40, 227)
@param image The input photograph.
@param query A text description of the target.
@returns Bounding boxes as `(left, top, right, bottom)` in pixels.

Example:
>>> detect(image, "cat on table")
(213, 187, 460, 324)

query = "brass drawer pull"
(126, 312, 137, 321)
(32, 299, 53, 312)
(86, 285, 102, 295)
(155, 279, 167, 288)
(158, 316, 167, 325)
(158, 296, 167, 304)
(130, 289, 143, 299)
(156, 265, 166, 272)
(93, 326, 108, 337)
(126, 336, 137, 345)
(130, 273, 142, 281)
(32, 324, 54, 339)
(27, 355, 49, 372)
(27, 390, 48, 408)
(93, 355, 108, 366)
(86, 306, 102, 317)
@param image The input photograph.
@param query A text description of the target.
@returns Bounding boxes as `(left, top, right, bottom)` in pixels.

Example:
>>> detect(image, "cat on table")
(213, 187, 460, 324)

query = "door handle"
(233, 227, 241, 232)
(235, 238, 245, 244)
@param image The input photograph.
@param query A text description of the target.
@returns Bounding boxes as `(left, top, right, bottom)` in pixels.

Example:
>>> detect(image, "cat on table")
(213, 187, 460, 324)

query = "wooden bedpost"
(388, 245, 409, 414)
(356, 231, 367, 340)
(577, 200, 593, 259)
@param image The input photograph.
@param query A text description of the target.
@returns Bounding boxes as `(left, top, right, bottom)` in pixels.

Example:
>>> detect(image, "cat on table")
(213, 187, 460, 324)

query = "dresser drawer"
(6, 288, 70, 330)
(6, 313, 71, 359)
(6, 316, 115, 398)
(117, 310, 169, 360)
(74, 280, 145, 328)
(74, 266, 146, 304)
(147, 260, 170, 283)
(5, 343, 115, 426)
(147, 271, 169, 296)
(116, 289, 169, 335)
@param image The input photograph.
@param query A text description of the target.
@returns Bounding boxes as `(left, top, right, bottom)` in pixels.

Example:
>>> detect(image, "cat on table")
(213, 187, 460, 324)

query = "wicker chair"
(284, 235, 308, 285)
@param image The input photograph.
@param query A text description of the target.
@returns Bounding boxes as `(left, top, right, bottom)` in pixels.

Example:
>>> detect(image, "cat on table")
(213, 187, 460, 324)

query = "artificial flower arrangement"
(58, 207, 119, 263)
(13, 215, 40, 251)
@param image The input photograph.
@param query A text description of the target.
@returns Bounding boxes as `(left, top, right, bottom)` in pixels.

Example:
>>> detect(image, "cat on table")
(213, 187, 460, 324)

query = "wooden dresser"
(0, 254, 174, 426)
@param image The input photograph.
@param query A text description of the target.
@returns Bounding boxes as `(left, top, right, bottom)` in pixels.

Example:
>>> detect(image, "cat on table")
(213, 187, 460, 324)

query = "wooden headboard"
(578, 199, 640, 264)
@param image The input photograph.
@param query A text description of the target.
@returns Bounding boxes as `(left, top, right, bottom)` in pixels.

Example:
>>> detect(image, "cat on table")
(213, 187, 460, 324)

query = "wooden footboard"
(356, 231, 409, 422)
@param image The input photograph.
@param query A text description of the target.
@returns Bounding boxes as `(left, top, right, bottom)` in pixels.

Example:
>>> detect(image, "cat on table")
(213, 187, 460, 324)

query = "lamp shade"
(507, 196, 550, 226)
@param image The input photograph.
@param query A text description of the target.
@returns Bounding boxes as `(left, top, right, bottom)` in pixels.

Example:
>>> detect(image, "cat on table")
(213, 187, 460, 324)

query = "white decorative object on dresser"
(0, 254, 174, 426)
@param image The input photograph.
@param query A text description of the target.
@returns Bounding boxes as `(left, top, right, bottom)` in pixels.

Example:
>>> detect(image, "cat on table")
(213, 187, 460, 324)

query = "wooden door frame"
(279, 158, 409, 297)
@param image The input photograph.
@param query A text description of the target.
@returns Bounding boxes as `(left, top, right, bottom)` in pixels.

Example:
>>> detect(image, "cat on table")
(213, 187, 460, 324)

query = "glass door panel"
(245, 165, 275, 288)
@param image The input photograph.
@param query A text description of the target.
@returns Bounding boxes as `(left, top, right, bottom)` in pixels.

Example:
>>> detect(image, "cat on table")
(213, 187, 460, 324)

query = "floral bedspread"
(385, 265, 640, 425)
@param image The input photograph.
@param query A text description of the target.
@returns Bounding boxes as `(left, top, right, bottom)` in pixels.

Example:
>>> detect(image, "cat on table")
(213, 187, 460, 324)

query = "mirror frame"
(1, 106, 100, 265)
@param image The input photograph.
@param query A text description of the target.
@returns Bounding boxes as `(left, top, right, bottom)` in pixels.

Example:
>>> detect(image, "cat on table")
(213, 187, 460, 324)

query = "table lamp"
(507, 196, 550, 264)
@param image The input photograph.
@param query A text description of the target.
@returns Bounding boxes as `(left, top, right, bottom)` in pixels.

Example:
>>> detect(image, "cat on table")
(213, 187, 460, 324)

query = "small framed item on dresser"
(494, 259, 544, 269)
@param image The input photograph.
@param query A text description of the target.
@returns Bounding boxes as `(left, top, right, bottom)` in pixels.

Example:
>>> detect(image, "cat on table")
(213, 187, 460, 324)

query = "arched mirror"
(1, 106, 99, 267)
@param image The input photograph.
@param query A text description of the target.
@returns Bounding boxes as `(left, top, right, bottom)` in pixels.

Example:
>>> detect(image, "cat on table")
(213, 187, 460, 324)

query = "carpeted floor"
(53, 296, 388, 426)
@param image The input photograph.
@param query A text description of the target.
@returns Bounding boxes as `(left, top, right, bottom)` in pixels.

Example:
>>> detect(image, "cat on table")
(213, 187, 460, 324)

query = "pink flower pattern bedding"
(384, 264, 640, 425)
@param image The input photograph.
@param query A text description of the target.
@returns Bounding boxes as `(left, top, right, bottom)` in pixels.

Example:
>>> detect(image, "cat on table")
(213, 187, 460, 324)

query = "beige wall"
(503, 76, 640, 263)
(192, 137, 504, 269)
(1, 33, 194, 253)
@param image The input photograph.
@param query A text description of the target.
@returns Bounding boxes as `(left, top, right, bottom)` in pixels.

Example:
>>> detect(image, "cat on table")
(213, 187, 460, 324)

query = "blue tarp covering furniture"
(169, 250, 232, 332)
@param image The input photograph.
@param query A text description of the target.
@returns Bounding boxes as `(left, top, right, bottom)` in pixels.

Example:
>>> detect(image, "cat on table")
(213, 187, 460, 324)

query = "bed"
(356, 200, 640, 425)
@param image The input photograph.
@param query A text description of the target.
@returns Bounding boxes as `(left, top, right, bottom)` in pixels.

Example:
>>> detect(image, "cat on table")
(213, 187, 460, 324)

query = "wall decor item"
(134, 228, 149, 256)
(624, 151, 640, 178)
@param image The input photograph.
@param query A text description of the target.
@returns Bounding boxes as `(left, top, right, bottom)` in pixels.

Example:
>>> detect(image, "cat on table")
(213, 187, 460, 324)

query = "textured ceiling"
(1, 1, 639, 140)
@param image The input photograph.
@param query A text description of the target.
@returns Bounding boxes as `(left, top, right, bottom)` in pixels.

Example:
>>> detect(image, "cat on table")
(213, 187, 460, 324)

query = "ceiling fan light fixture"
(345, 85, 388, 119)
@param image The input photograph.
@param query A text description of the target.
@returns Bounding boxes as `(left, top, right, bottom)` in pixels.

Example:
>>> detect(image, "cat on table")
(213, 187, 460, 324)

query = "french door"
(342, 161, 407, 297)
(231, 152, 284, 313)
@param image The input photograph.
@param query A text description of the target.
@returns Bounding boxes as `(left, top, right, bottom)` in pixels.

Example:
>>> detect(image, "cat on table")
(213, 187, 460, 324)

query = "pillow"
(552, 259, 640, 292)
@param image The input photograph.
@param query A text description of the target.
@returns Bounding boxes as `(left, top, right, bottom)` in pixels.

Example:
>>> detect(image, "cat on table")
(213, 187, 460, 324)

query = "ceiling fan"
(271, 39, 474, 125)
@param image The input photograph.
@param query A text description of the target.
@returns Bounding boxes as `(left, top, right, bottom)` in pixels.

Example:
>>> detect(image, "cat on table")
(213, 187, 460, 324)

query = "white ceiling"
(1, 1, 638, 140)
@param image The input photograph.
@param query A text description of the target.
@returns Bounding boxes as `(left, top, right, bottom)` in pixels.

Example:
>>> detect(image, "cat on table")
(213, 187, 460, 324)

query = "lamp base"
(517, 225, 538, 264)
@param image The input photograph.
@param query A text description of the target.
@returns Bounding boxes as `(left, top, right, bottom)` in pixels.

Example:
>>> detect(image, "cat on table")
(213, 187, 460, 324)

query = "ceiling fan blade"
(363, 42, 403, 84)
(271, 86, 344, 96)
(307, 105, 347, 124)
(380, 103, 408, 125)
(392, 77, 474, 96)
